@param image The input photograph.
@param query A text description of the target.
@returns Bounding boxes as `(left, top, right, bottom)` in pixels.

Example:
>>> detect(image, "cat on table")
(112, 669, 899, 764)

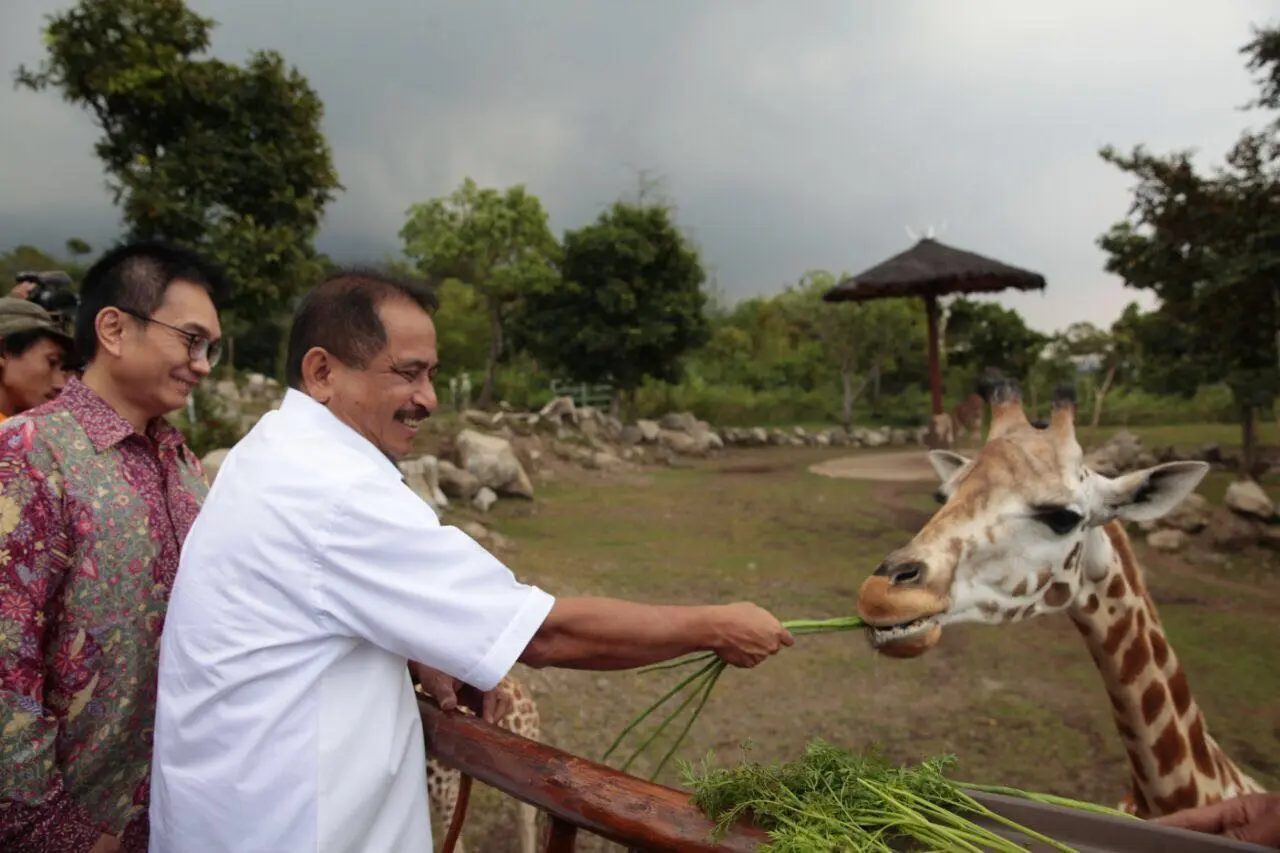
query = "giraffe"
(419, 672, 542, 853)
(855, 377, 1267, 819)
(935, 392, 985, 449)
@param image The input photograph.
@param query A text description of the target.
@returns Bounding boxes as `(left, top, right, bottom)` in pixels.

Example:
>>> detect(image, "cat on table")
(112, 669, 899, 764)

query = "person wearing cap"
(0, 240, 225, 853)
(0, 297, 73, 422)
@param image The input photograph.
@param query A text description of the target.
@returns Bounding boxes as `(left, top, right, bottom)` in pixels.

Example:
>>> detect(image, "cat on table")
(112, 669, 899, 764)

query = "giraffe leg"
(518, 800, 539, 853)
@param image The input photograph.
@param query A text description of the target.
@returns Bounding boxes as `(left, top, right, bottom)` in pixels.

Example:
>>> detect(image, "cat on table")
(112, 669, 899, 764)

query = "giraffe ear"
(1100, 461, 1210, 523)
(927, 450, 971, 484)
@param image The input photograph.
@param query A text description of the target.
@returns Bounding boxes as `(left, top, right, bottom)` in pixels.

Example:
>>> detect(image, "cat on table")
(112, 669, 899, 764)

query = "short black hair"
(0, 328, 72, 359)
(285, 267, 439, 390)
(75, 240, 229, 363)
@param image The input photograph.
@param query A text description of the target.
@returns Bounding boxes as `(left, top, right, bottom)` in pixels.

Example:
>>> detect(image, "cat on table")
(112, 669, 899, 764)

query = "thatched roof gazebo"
(822, 237, 1045, 446)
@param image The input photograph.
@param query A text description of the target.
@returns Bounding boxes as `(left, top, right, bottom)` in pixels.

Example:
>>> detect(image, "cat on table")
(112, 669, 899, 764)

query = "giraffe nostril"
(890, 566, 922, 586)
(875, 561, 926, 586)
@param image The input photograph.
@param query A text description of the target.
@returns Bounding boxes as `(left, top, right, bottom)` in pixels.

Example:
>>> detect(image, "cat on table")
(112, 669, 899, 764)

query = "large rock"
(1206, 507, 1262, 552)
(1159, 493, 1211, 533)
(1084, 430, 1148, 477)
(398, 455, 448, 511)
(636, 420, 661, 443)
(436, 459, 481, 501)
(472, 486, 498, 513)
(1147, 528, 1189, 552)
(455, 429, 535, 498)
(1224, 479, 1276, 521)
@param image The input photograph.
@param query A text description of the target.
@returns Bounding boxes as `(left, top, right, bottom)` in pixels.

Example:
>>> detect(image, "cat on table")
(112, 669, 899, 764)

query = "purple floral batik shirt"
(0, 377, 208, 853)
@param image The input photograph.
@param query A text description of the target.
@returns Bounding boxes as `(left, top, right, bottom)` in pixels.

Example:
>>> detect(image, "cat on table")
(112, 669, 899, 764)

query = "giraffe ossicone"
(856, 377, 1266, 818)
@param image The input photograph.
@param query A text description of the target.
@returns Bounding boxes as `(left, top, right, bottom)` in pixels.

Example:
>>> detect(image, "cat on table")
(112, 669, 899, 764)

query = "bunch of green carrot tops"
(602, 616, 1134, 852)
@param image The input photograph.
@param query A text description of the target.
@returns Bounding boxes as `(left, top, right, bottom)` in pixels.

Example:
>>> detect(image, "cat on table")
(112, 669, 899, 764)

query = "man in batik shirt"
(0, 241, 225, 853)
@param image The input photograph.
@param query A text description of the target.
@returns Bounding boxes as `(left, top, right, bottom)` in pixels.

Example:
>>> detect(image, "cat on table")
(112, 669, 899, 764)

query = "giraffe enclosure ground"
(429, 431, 1280, 853)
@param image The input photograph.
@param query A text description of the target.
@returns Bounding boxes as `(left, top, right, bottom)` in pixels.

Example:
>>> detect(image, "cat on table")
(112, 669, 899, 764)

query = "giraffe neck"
(1064, 521, 1262, 817)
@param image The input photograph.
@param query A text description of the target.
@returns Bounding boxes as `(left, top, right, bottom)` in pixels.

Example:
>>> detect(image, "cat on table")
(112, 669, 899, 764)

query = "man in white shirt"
(148, 268, 794, 853)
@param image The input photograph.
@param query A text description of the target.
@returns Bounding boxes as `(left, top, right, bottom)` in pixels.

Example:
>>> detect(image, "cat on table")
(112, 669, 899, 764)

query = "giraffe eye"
(1034, 507, 1084, 535)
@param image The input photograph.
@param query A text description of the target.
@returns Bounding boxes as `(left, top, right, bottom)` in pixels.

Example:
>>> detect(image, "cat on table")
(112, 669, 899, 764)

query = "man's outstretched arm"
(518, 598, 793, 671)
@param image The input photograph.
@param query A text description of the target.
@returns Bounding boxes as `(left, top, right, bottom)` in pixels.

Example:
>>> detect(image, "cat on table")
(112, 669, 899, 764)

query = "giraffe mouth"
(868, 615, 939, 647)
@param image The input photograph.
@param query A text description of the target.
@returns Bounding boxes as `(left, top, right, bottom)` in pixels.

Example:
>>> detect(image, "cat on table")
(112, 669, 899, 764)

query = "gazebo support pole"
(924, 295, 944, 448)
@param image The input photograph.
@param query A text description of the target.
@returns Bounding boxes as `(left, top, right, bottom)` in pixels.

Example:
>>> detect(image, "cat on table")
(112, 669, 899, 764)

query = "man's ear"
(1099, 461, 1210, 523)
(299, 347, 336, 404)
(94, 307, 127, 358)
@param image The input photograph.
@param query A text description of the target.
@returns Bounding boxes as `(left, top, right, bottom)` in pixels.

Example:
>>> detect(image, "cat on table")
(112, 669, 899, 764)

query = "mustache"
(396, 407, 431, 421)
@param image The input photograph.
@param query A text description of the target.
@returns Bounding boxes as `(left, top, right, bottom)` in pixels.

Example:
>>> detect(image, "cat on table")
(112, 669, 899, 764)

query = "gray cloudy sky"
(1, 1, 1276, 333)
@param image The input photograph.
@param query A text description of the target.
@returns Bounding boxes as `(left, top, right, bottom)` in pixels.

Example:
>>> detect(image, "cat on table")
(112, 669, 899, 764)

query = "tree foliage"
(1097, 22, 1280, 475)
(513, 199, 710, 412)
(15, 0, 343, 373)
(400, 177, 559, 408)
(943, 297, 1051, 385)
(778, 272, 922, 426)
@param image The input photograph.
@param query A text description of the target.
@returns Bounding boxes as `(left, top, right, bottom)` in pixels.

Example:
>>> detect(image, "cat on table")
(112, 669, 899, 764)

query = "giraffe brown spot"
(1125, 746, 1148, 783)
(1043, 581, 1071, 608)
(1188, 715, 1215, 776)
(1168, 668, 1192, 716)
(1119, 634, 1151, 685)
(1108, 690, 1126, 715)
(1069, 614, 1092, 637)
(1106, 575, 1126, 599)
(1063, 542, 1082, 573)
(1132, 786, 1151, 818)
(1082, 594, 1100, 614)
(1150, 630, 1169, 669)
(948, 537, 963, 558)
(985, 528, 995, 544)
(1103, 610, 1134, 655)
(978, 601, 1000, 617)
(1019, 603, 1036, 620)
(1154, 779, 1200, 815)
(1011, 578, 1029, 597)
(1140, 682, 1167, 726)
(1120, 546, 1143, 593)
(1116, 718, 1137, 741)
(1153, 719, 1188, 776)
(1003, 607, 1020, 621)
(1034, 565, 1053, 591)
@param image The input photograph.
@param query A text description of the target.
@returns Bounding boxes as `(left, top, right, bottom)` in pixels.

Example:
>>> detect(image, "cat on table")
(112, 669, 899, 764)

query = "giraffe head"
(857, 377, 1209, 658)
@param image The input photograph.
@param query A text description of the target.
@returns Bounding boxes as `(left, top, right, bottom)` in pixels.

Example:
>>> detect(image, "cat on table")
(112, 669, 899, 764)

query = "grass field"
(430, 426, 1280, 852)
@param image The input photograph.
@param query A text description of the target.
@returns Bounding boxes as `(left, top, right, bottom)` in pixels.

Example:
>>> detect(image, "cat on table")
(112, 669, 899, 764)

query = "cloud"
(0, 0, 1274, 334)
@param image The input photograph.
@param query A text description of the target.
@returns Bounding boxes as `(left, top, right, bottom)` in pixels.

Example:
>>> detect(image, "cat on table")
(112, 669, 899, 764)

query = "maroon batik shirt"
(0, 377, 208, 852)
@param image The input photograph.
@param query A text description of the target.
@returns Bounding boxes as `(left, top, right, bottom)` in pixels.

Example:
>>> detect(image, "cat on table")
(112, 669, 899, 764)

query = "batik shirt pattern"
(0, 377, 207, 852)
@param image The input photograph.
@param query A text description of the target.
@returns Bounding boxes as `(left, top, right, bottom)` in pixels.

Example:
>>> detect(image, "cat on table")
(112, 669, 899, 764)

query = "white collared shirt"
(148, 389, 555, 853)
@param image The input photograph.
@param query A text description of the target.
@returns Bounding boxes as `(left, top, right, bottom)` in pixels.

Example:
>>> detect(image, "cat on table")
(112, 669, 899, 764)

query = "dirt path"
(808, 450, 937, 482)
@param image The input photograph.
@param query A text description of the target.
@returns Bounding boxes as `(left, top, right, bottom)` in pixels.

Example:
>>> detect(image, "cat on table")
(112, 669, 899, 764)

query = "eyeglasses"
(120, 308, 222, 368)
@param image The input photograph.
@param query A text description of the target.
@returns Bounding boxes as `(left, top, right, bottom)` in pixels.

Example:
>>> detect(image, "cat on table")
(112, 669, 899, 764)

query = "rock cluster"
(1139, 476, 1279, 554)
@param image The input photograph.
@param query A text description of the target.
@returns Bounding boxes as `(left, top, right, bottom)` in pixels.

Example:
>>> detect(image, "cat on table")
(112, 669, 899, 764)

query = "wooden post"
(925, 295, 944, 448)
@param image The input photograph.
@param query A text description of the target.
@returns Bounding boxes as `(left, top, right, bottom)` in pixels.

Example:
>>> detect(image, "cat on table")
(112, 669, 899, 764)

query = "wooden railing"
(417, 696, 768, 852)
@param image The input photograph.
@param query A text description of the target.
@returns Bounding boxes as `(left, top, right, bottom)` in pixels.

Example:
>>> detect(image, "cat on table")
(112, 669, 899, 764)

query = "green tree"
(400, 178, 559, 408)
(779, 271, 920, 427)
(514, 198, 710, 416)
(1098, 23, 1280, 477)
(15, 0, 343, 375)
(943, 297, 1050, 386)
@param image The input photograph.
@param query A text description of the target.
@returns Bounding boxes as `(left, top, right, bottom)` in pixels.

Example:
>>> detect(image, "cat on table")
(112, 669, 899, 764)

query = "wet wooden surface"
(418, 697, 768, 852)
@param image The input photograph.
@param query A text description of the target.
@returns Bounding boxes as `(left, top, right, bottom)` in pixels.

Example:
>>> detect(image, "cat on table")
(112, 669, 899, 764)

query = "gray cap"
(0, 297, 73, 345)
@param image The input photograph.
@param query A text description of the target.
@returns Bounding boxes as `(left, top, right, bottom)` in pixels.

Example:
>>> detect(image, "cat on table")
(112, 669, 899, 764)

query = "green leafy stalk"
(607, 617, 865, 770)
